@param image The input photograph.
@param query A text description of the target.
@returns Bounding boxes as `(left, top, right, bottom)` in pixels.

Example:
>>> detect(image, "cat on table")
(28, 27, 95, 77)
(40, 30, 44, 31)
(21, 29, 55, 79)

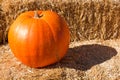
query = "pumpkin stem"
(34, 11, 43, 18)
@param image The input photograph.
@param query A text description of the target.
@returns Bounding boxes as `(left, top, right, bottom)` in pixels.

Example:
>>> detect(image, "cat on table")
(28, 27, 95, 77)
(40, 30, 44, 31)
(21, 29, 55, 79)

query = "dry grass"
(0, 40, 120, 80)
(0, 0, 120, 44)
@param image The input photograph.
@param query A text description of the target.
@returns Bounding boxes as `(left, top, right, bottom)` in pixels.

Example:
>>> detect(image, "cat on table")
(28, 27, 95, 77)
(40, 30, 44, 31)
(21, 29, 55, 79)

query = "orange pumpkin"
(8, 10, 70, 68)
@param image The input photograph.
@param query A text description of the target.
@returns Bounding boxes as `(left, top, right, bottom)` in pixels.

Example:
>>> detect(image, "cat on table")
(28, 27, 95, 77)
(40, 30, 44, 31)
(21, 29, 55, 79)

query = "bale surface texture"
(0, 0, 120, 44)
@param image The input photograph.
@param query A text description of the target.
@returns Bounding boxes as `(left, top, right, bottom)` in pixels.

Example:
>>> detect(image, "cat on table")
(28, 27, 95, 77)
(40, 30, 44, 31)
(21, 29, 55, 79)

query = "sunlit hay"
(0, 0, 120, 44)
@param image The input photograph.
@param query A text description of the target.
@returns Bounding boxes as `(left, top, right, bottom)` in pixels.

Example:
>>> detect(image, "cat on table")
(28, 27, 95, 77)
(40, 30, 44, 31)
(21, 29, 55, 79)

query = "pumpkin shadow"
(46, 44, 117, 71)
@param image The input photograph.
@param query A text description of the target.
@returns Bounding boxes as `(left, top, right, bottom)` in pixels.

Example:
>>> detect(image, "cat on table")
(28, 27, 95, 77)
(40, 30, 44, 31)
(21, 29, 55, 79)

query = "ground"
(0, 40, 120, 80)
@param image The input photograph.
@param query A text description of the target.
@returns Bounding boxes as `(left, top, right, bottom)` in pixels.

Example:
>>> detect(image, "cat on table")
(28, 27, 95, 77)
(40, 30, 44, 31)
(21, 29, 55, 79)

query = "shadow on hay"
(46, 44, 117, 71)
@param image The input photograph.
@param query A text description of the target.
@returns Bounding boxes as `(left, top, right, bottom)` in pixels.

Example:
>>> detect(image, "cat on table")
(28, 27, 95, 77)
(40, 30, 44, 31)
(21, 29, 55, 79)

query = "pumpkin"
(8, 10, 70, 68)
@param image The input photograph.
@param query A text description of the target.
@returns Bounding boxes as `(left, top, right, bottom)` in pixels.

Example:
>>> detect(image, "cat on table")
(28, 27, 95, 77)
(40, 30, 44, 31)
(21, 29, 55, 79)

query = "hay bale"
(0, 0, 120, 44)
(0, 5, 6, 43)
